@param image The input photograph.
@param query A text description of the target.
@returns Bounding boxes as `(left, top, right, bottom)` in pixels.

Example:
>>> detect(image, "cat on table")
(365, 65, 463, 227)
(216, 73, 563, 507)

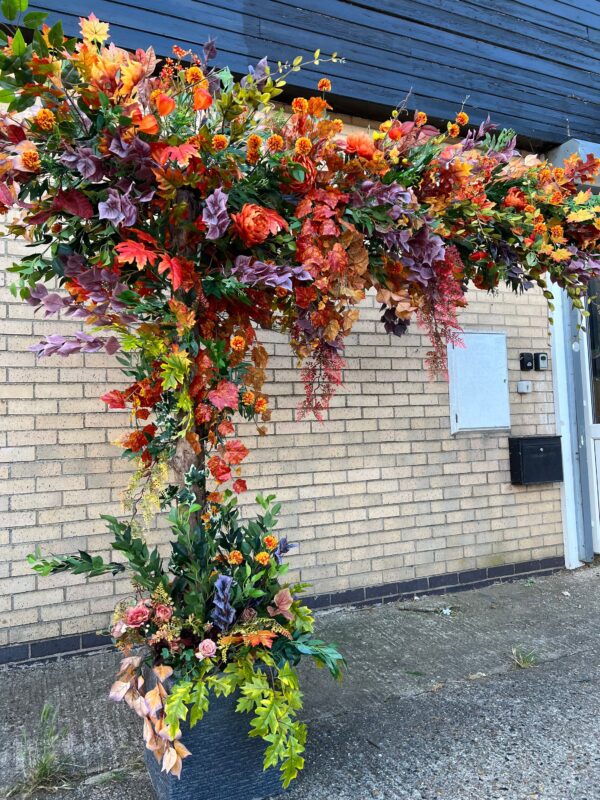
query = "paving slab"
(2, 566, 600, 799)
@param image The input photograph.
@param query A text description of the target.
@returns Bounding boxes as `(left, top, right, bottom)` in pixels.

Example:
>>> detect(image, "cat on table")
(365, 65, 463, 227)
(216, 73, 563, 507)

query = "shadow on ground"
(3, 566, 600, 799)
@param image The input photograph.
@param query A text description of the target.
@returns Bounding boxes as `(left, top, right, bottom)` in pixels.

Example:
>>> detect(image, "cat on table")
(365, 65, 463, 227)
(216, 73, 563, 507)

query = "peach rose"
(231, 203, 288, 247)
(153, 604, 173, 624)
(124, 602, 151, 628)
(195, 638, 217, 660)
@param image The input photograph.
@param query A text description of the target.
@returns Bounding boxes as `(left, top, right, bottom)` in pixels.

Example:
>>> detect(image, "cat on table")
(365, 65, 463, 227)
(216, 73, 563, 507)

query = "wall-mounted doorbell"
(534, 352, 548, 371)
(520, 352, 534, 371)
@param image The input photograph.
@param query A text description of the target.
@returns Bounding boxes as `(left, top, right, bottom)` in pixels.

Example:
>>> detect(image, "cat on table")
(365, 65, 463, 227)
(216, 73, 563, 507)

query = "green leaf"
(0, 88, 15, 103)
(1, 0, 18, 22)
(48, 19, 63, 48)
(24, 11, 47, 27)
(11, 28, 26, 56)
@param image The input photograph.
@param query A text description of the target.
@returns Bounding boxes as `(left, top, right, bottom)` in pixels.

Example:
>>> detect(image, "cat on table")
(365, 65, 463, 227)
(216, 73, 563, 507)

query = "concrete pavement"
(3, 565, 600, 799)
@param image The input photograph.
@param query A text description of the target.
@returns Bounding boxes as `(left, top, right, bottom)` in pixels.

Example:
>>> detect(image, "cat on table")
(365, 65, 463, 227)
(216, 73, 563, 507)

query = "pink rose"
(124, 602, 151, 628)
(111, 620, 127, 638)
(195, 638, 217, 660)
(153, 604, 173, 624)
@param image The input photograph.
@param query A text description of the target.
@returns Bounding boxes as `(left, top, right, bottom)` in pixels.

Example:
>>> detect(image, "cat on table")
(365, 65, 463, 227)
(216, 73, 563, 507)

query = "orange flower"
(185, 66, 205, 84)
(503, 187, 527, 211)
(344, 131, 375, 160)
(317, 78, 331, 92)
(255, 551, 270, 566)
(230, 334, 246, 351)
(295, 136, 312, 155)
(455, 111, 469, 126)
(231, 203, 288, 247)
(550, 225, 565, 242)
(307, 97, 328, 117)
(242, 390, 255, 405)
(266, 134, 284, 152)
(254, 397, 268, 414)
(34, 108, 55, 131)
(212, 134, 228, 151)
(247, 134, 262, 151)
(264, 535, 278, 551)
(331, 119, 344, 133)
(154, 93, 176, 117)
(227, 550, 244, 565)
(447, 122, 460, 138)
(291, 97, 309, 114)
(193, 86, 213, 110)
(414, 111, 428, 127)
(15, 142, 41, 173)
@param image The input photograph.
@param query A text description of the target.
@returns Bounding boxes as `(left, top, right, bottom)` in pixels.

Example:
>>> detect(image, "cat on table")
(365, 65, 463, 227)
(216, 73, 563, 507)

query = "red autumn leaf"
(115, 240, 158, 270)
(207, 455, 231, 483)
(158, 143, 200, 166)
(208, 380, 239, 411)
(217, 419, 235, 437)
(224, 439, 249, 465)
(233, 478, 247, 494)
(159, 255, 194, 291)
(101, 389, 126, 409)
(53, 189, 94, 219)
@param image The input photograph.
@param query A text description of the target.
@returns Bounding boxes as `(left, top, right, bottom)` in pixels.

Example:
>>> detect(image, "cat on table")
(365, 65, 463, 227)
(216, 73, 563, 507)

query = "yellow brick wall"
(0, 229, 562, 645)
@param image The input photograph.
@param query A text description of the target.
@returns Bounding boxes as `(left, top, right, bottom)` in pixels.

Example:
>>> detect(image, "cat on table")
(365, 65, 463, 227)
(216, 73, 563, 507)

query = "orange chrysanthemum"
(295, 136, 312, 155)
(455, 111, 469, 126)
(231, 203, 288, 247)
(254, 397, 268, 414)
(266, 134, 284, 152)
(34, 108, 55, 131)
(20, 148, 41, 172)
(264, 535, 279, 551)
(228, 550, 244, 565)
(212, 134, 228, 151)
(230, 335, 246, 352)
(291, 97, 309, 115)
(317, 78, 331, 92)
(242, 390, 255, 405)
(307, 97, 328, 117)
(414, 111, 428, 127)
(255, 551, 270, 566)
(447, 122, 460, 138)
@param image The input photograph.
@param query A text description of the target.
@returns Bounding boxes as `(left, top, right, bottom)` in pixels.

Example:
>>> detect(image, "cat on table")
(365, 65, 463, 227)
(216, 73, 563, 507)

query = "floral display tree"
(2, 3, 600, 791)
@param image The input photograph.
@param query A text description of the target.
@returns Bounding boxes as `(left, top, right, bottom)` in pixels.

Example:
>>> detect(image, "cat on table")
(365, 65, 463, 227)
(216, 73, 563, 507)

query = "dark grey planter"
(144, 683, 283, 800)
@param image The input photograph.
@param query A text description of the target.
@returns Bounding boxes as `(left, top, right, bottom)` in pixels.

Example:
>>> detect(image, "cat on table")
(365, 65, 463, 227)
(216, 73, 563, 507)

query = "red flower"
(153, 604, 173, 624)
(233, 478, 247, 494)
(155, 93, 176, 117)
(503, 187, 527, 211)
(344, 132, 376, 160)
(218, 419, 235, 437)
(208, 380, 239, 411)
(101, 389, 126, 409)
(224, 439, 249, 465)
(208, 455, 232, 483)
(231, 204, 288, 247)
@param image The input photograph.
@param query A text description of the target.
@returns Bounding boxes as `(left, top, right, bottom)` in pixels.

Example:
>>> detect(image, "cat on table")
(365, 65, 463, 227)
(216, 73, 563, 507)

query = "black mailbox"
(508, 436, 563, 485)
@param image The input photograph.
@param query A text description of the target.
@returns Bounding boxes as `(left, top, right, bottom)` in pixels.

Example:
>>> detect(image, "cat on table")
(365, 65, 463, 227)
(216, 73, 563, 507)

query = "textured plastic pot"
(144, 682, 283, 800)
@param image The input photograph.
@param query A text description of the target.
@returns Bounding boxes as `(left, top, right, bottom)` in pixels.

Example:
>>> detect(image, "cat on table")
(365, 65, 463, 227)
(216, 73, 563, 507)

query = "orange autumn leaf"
(115, 240, 158, 270)
(79, 13, 110, 44)
(243, 630, 277, 648)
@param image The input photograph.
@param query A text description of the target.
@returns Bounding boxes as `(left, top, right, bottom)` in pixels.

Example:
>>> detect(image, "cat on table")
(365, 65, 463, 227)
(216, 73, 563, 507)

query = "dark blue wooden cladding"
(30, 0, 600, 145)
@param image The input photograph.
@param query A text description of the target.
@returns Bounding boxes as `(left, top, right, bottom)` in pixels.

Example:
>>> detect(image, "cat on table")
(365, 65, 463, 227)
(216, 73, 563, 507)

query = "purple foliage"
(233, 256, 312, 292)
(380, 306, 411, 338)
(273, 536, 295, 566)
(203, 36, 217, 62)
(26, 283, 72, 317)
(211, 575, 236, 630)
(242, 56, 269, 88)
(98, 188, 137, 227)
(60, 146, 105, 182)
(202, 187, 230, 240)
(29, 332, 120, 358)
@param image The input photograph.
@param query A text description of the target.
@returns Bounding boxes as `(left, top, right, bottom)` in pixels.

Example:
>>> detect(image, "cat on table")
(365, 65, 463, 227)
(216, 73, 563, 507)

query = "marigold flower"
(247, 134, 262, 151)
(212, 134, 228, 151)
(242, 390, 255, 405)
(230, 334, 246, 351)
(254, 397, 268, 414)
(246, 150, 260, 165)
(266, 134, 284, 152)
(228, 550, 244, 565)
(317, 78, 331, 92)
(295, 136, 312, 155)
(255, 551, 270, 566)
(550, 225, 564, 241)
(447, 122, 460, 138)
(264, 535, 279, 551)
(455, 111, 469, 126)
(16, 144, 41, 173)
(292, 97, 309, 114)
(185, 66, 205, 84)
(331, 119, 344, 133)
(550, 191, 564, 204)
(34, 108, 55, 131)
(414, 111, 428, 127)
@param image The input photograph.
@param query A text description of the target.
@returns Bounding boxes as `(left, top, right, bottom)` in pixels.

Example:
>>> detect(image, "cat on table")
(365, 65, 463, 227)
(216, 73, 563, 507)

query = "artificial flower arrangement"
(2, 1, 600, 788)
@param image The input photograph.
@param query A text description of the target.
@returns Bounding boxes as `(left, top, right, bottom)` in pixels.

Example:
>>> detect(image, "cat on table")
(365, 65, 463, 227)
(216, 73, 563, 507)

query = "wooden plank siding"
(30, 0, 600, 146)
